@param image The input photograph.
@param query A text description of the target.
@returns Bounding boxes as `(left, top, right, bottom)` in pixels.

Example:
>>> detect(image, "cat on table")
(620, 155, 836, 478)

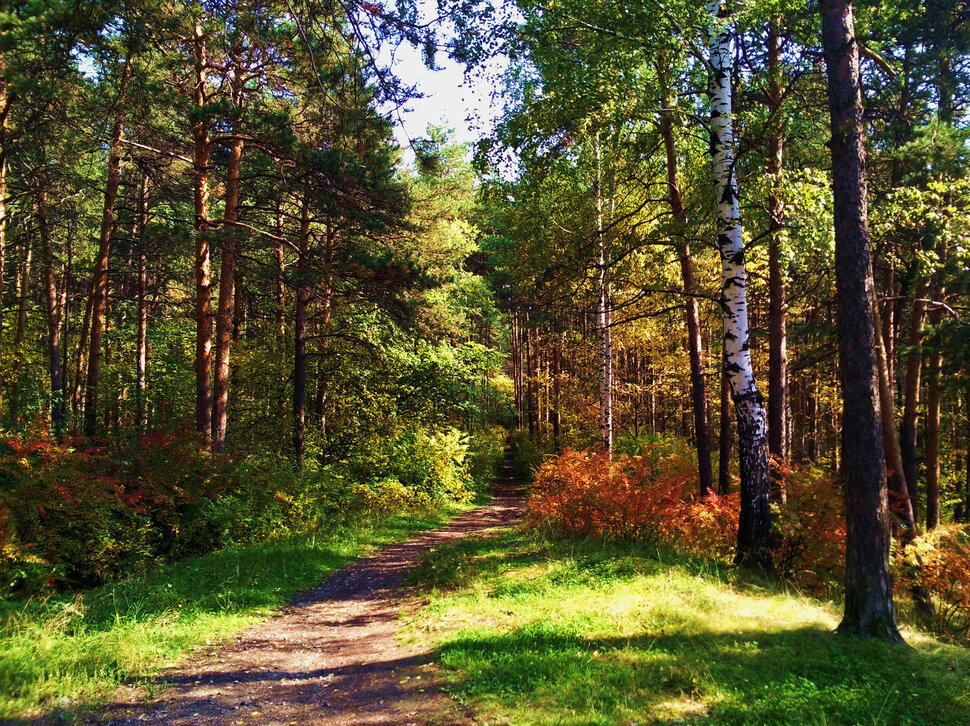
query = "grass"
(404, 532, 970, 725)
(0, 506, 465, 720)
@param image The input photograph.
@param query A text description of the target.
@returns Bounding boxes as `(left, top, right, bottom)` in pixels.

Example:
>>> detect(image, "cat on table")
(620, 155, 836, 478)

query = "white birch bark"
(708, 0, 771, 567)
(595, 132, 613, 454)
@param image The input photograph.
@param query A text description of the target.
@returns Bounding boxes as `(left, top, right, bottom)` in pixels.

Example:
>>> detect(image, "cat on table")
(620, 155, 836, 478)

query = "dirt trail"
(91, 458, 523, 725)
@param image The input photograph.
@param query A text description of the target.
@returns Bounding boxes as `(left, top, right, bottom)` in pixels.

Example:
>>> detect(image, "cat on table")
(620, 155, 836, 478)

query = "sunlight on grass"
(405, 533, 970, 725)
(0, 507, 462, 719)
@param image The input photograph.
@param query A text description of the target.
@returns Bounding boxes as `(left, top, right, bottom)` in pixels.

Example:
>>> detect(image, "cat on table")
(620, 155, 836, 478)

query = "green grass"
(0, 507, 464, 720)
(404, 533, 970, 725)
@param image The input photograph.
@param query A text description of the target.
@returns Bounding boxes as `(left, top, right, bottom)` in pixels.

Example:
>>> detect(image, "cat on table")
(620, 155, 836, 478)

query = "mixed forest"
(1, 0, 970, 719)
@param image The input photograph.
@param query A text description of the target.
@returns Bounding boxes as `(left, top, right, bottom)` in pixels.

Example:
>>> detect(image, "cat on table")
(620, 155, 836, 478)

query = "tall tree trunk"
(293, 196, 310, 470)
(9, 237, 31, 422)
(873, 305, 917, 532)
(210, 137, 244, 452)
(275, 210, 286, 351)
(900, 283, 929, 515)
(193, 22, 213, 440)
(0, 58, 9, 411)
(925, 304, 945, 531)
(709, 0, 771, 568)
(594, 134, 613, 454)
(766, 21, 788, 506)
(38, 185, 65, 436)
(821, 0, 903, 643)
(84, 57, 131, 436)
(658, 57, 713, 493)
(135, 173, 149, 429)
(552, 330, 562, 449)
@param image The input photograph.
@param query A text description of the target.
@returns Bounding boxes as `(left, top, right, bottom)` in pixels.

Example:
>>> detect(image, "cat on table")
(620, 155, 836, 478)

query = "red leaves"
(525, 446, 739, 559)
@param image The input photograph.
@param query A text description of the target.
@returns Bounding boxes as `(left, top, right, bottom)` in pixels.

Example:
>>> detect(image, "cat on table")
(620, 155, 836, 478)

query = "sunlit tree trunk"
(766, 21, 788, 506)
(926, 303, 945, 530)
(135, 173, 149, 429)
(900, 282, 928, 517)
(193, 22, 213, 440)
(594, 133, 613, 454)
(9, 236, 31, 421)
(293, 196, 310, 470)
(84, 57, 131, 436)
(709, 0, 771, 567)
(821, 0, 903, 642)
(658, 58, 713, 494)
(211, 137, 244, 452)
(37, 184, 65, 436)
(719, 352, 732, 495)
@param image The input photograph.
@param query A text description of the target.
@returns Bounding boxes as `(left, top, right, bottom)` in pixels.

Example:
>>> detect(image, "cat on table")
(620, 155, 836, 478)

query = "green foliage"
(0, 429, 439, 596)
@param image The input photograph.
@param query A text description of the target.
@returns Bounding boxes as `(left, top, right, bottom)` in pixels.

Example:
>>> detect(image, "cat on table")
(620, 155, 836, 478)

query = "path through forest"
(91, 458, 524, 725)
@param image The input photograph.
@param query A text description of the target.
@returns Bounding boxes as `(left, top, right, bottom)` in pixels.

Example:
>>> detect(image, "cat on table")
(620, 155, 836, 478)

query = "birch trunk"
(709, 0, 771, 567)
(84, 57, 131, 436)
(821, 0, 903, 642)
(594, 134, 613, 454)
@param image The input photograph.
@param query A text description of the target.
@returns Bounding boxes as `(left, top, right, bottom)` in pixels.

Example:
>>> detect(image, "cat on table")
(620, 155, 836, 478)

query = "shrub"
(509, 430, 545, 482)
(526, 446, 738, 559)
(898, 525, 970, 642)
(467, 425, 507, 492)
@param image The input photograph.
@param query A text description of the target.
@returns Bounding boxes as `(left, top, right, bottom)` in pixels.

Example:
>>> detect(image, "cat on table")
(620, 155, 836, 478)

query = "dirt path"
(91, 459, 523, 725)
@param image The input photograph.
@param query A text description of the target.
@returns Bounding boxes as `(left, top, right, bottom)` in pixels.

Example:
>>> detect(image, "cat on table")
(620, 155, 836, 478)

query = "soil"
(86, 459, 523, 725)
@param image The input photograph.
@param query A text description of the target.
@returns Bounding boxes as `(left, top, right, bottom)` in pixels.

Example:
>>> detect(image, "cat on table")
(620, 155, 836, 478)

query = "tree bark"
(9, 236, 31, 422)
(708, 0, 771, 568)
(135, 173, 149, 429)
(719, 350, 732, 495)
(821, 0, 903, 643)
(84, 57, 131, 436)
(925, 304, 944, 531)
(293, 196, 310, 470)
(766, 21, 788, 506)
(210, 137, 244, 452)
(193, 22, 213, 440)
(37, 185, 65, 436)
(594, 133, 613, 454)
(900, 282, 929, 516)
(658, 57, 713, 493)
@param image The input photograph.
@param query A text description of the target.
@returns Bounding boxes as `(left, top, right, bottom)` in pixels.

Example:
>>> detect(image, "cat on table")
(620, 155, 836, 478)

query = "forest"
(1, 0, 970, 722)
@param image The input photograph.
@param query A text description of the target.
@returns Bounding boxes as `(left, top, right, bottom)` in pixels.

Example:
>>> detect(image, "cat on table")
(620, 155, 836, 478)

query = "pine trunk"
(193, 23, 213, 440)
(38, 185, 65, 436)
(84, 58, 131, 436)
(658, 59, 713, 493)
(821, 0, 904, 643)
(900, 283, 929, 516)
(709, 0, 772, 568)
(135, 173, 149, 429)
(210, 137, 244, 452)
(293, 197, 310, 470)
(767, 21, 788, 506)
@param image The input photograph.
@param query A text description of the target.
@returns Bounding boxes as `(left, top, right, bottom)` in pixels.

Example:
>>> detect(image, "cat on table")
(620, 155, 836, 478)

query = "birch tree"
(708, 0, 772, 568)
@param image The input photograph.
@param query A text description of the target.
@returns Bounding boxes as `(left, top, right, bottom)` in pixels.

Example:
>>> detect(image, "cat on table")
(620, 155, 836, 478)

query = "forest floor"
(78, 460, 524, 726)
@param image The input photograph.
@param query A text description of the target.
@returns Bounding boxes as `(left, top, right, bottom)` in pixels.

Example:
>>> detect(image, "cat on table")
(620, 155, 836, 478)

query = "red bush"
(526, 447, 739, 560)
